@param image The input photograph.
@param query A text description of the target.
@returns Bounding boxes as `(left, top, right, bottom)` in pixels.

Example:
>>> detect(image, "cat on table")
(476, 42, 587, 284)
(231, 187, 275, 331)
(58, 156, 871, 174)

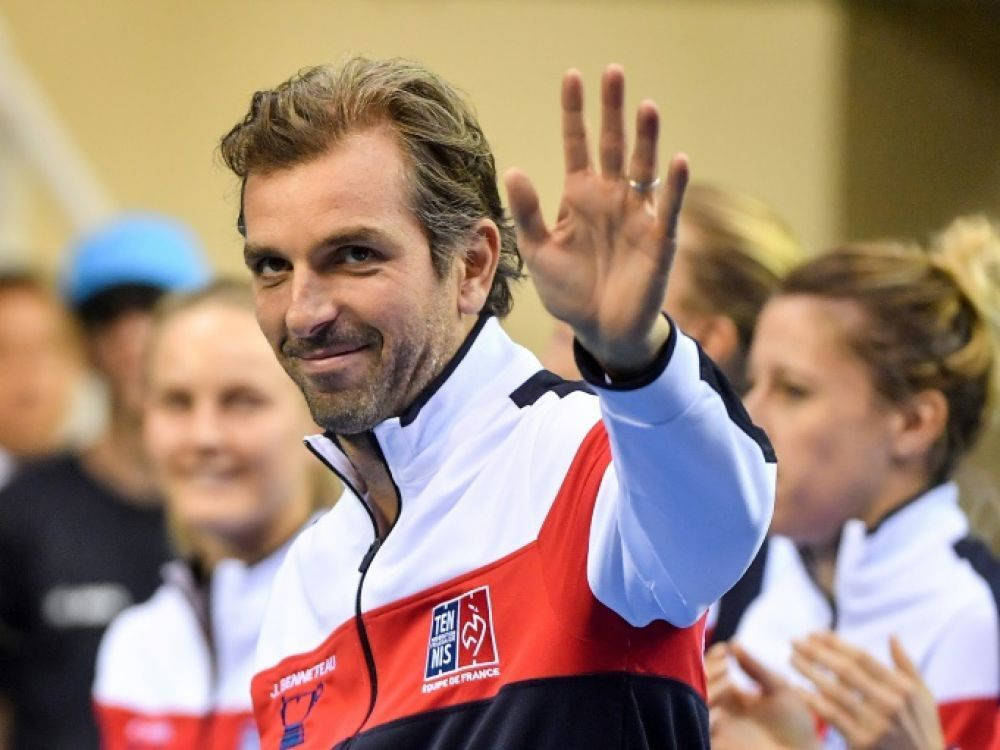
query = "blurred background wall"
(1, 0, 999, 543)
(4, 0, 998, 345)
(0, 0, 850, 353)
(843, 2, 1000, 242)
(3, 1, 999, 350)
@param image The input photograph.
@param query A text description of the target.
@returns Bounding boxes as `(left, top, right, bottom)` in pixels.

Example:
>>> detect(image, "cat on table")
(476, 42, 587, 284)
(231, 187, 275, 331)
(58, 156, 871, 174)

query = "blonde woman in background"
(711, 218, 1000, 749)
(92, 281, 326, 749)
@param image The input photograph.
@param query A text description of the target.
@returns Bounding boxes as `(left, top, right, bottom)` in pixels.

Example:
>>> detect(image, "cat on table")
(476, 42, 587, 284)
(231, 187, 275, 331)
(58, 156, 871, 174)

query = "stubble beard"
(286, 311, 456, 436)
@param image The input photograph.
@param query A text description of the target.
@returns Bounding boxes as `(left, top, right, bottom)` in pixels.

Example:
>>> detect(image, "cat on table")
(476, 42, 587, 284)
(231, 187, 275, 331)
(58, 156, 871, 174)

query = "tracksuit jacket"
(250, 315, 776, 749)
(732, 483, 1000, 749)
(92, 547, 288, 750)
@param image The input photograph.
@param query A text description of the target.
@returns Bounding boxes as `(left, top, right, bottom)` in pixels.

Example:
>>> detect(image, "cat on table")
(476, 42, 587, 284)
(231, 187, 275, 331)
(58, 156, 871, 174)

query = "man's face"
(89, 309, 154, 419)
(0, 288, 79, 455)
(241, 125, 465, 434)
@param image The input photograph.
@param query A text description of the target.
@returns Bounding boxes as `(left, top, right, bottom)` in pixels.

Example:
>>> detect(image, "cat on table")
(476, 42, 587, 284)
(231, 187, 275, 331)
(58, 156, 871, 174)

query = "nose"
(285, 269, 339, 341)
(189, 401, 224, 452)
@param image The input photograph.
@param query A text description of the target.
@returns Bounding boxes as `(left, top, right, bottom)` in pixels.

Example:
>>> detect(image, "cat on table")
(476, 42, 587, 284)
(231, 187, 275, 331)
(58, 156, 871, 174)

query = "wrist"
(574, 314, 676, 390)
(578, 315, 672, 380)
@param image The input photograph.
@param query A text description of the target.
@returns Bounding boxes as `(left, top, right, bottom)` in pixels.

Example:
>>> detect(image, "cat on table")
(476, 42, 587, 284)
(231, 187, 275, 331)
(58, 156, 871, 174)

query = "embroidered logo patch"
(278, 684, 324, 749)
(424, 586, 499, 680)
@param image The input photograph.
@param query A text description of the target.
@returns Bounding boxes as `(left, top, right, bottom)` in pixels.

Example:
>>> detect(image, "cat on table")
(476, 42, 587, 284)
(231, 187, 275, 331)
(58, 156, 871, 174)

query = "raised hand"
(504, 64, 689, 378)
(792, 632, 946, 750)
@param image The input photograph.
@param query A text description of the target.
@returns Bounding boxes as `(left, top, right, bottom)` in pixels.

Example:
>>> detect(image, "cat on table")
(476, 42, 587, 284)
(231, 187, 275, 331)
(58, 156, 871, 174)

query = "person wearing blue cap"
(0, 214, 211, 750)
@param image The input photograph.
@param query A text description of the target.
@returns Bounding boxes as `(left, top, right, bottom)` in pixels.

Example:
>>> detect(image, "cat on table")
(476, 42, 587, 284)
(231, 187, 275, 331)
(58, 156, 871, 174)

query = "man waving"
(220, 57, 775, 749)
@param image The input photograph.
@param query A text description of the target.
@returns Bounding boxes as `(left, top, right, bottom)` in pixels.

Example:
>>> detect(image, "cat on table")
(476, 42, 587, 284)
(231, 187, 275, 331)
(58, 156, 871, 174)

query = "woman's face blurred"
(744, 295, 897, 545)
(144, 303, 313, 550)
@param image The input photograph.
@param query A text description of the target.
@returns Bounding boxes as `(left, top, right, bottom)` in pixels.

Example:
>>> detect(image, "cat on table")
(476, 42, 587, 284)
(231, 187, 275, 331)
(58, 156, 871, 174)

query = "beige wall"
(5, 2, 999, 545)
(843, 4, 1000, 243)
(1, 0, 844, 353)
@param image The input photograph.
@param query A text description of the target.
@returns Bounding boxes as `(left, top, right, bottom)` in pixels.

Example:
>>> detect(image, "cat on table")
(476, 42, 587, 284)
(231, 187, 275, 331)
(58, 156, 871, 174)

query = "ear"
(697, 314, 740, 370)
(889, 388, 949, 465)
(456, 219, 501, 316)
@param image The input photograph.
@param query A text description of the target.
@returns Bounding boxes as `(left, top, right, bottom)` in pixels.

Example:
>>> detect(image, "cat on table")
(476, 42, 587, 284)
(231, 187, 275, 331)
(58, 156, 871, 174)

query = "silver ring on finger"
(628, 176, 661, 195)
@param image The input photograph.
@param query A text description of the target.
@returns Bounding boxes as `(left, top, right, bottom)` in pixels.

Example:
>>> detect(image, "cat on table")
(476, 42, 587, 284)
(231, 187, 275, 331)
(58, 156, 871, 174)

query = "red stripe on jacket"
(94, 702, 255, 750)
(939, 696, 998, 749)
(251, 423, 706, 748)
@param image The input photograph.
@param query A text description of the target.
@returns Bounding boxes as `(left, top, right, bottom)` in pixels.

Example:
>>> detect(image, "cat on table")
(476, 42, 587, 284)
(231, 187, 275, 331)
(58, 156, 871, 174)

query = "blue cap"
(61, 213, 212, 306)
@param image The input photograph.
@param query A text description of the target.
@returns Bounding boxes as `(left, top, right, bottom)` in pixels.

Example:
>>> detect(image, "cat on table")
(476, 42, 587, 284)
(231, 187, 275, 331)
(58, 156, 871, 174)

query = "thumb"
(503, 168, 549, 265)
(730, 643, 787, 695)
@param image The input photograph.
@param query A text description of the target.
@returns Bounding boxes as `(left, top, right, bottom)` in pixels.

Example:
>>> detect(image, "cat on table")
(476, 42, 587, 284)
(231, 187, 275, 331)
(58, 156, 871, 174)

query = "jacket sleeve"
(576, 321, 776, 628)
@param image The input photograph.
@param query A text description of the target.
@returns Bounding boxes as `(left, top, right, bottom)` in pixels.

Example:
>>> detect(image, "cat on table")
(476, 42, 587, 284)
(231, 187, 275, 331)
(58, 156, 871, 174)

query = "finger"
(889, 636, 921, 681)
(707, 674, 737, 709)
(562, 69, 590, 174)
(729, 642, 786, 695)
(705, 641, 729, 664)
(503, 168, 550, 263)
(599, 64, 626, 177)
(791, 651, 873, 724)
(799, 635, 905, 710)
(706, 654, 730, 684)
(705, 644, 733, 705)
(657, 153, 689, 253)
(626, 99, 659, 188)
(710, 682, 755, 714)
(797, 687, 867, 749)
(706, 670, 737, 707)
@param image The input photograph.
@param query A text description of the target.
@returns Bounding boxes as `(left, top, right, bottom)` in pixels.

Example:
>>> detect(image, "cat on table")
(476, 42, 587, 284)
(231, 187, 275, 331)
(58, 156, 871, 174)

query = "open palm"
(505, 65, 689, 376)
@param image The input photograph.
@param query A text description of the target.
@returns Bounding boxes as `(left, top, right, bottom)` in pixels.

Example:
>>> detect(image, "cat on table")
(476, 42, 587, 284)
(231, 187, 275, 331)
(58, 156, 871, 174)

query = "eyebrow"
(243, 243, 276, 269)
(243, 226, 394, 269)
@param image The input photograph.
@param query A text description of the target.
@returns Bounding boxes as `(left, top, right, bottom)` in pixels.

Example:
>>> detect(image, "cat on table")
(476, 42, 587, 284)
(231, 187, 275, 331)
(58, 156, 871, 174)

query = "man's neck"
(82, 406, 158, 504)
(339, 432, 399, 538)
(333, 313, 483, 537)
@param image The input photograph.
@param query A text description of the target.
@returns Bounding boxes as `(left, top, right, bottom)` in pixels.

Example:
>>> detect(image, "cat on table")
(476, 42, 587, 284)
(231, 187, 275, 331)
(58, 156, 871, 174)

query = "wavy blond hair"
(675, 183, 805, 390)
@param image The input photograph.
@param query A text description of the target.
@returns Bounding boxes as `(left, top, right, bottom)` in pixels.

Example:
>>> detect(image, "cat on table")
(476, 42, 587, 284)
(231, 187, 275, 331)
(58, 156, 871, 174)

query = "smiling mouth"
(293, 344, 371, 375)
(297, 344, 368, 361)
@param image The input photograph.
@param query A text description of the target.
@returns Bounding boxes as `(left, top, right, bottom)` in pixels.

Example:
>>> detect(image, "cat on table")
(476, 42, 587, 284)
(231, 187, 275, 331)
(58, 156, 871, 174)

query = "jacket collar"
(305, 315, 541, 500)
(834, 482, 967, 609)
(841, 481, 965, 554)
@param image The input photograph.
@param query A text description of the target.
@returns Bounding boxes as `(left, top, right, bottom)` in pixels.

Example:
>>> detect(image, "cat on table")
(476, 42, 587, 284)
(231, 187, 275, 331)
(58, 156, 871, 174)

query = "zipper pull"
(359, 538, 382, 574)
